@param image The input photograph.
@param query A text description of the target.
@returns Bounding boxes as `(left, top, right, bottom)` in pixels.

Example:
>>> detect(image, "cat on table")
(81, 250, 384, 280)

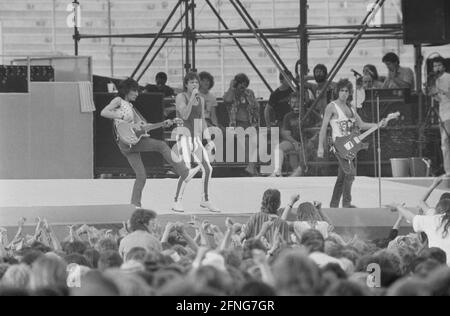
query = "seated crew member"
(305, 64, 337, 126)
(199, 71, 219, 127)
(271, 93, 305, 177)
(223, 73, 260, 176)
(381, 52, 415, 90)
(144, 72, 176, 97)
(265, 71, 295, 127)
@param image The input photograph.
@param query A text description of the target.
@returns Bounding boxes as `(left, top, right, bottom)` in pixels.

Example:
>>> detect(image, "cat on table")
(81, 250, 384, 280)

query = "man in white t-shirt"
(389, 202, 450, 266)
(413, 214, 450, 265)
(431, 56, 450, 175)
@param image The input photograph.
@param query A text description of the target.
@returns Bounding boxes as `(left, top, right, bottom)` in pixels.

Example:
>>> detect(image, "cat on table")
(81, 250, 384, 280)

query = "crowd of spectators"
(1, 175, 450, 296)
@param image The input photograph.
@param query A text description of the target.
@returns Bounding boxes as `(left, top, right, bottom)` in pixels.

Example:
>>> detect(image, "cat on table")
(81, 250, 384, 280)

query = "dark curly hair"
(183, 71, 200, 91)
(432, 56, 447, 71)
(436, 199, 450, 238)
(260, 189, 281, 214)
(233, 73, 250, 88)
(129, 208, 157, 232)
(363, 64, 379, 80)
(199, 71, 215, 90)
(313, 64, 328, 76)
(117, 78, 140, 99)
(336, 78, 353, 95)
(382, 52, 400, 65)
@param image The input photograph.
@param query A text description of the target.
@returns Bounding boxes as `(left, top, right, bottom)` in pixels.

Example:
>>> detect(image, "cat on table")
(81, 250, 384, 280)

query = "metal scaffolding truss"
(72, 0, 402, 95)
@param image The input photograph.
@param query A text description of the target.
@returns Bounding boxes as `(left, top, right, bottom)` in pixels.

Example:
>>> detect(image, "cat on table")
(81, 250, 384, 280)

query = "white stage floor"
(0, 177, 447, 233)
(0, 177, 446, 212)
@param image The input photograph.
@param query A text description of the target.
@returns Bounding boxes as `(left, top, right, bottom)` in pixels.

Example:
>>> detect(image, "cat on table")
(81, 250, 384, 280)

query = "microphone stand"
(352, 72, 360, 175)
(376, 91, 382, 207)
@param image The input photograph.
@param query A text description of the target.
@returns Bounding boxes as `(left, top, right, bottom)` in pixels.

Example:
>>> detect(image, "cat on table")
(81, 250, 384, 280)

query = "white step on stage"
(0, 176, 446, 226)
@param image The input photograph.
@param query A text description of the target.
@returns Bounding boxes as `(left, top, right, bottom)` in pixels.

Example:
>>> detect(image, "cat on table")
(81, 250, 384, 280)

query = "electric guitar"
(116, 118, 183, 147)
(333, 112, 400, 161)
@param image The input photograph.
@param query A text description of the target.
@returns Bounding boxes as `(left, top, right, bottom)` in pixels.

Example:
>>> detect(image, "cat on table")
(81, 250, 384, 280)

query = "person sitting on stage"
(270, 93, 305, 177)
(308, 64, 337, 114)
(317, 79, 387, 208)
(175, 71, 219, 213)
(389, 199, 450, 266)
(381, 53, 415, 90)
(430, 56, 450, 176)
(144, 72, 175, 97)
(362, 64, 383, 88)
(100, 78, 199, 208)
(223, 73, 260, 176)
(265, 71, 295, 127)
(199, 71, 219, 127)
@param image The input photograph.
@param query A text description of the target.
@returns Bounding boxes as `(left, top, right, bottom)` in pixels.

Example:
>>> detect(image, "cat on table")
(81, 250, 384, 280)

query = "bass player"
(317, 79, 387, 208)
(101, 78, 200, 209)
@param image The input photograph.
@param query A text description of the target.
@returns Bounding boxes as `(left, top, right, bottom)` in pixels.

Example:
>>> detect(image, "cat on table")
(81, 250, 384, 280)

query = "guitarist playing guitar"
(317, 79, 388, 208)
(101, 78, 200, 209)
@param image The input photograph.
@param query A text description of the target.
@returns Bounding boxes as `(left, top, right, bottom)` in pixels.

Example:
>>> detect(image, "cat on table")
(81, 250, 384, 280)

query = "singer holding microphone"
(362, 64, 383, 88)
(174, 72, 220, 213)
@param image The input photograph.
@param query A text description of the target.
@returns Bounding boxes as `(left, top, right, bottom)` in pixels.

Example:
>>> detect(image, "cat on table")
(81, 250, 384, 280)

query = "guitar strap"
(132, 107, 148, 124)
(112, 105, 147, 144)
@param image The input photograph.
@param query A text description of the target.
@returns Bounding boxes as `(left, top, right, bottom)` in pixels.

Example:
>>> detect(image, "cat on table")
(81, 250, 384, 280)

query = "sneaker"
(343, 204, 357, 208)
(245, 164, 260, 177)
(171, 201, 185, 213)
(200, 200, 220, 213)
(289, 167, 303, 177)
(185, 165, 201, 183)
(269, 171, 282, 177)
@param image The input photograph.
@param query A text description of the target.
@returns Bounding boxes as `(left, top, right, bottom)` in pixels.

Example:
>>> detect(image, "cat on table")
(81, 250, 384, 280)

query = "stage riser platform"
(0, 177, 446, 242)
(1, 207, 412, 242)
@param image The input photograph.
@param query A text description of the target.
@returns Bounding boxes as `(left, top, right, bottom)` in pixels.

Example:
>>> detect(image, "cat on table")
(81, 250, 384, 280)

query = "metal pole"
(299, 0, 308, 115)
(298, 0, 309, 173)
(230, 0, 295, 91)
(184, 0, 191, 73)
(377, 94, 382, 207)
(328, 0, 385, 77)
(108, 0, 113, 77)
(191, 0, 196, 72)
(110, 45, 114, 78)
(137, 3, 193, 81)
(302, 0, 387, 124)
(130, 0, 183, 79)
(204, 0, 273, 92)
(51, 0, 56, 52)
(73, 0, 80, 56)
(234, 0, 292, 76)
(415, 44, 424, 157)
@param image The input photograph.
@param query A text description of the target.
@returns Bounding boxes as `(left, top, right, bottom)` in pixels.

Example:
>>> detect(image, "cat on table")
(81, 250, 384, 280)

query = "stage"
(0, 177, 447, 240)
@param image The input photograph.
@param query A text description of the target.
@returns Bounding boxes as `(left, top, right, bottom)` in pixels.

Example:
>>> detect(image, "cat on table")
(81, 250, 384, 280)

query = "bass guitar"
(116, 118, 183, 147)
(333, 112, 400, 161)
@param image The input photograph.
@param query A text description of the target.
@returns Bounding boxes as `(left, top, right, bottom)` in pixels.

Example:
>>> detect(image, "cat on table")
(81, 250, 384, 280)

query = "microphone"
(350, 69, 362, 77)
(192, 89, 200, 103)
